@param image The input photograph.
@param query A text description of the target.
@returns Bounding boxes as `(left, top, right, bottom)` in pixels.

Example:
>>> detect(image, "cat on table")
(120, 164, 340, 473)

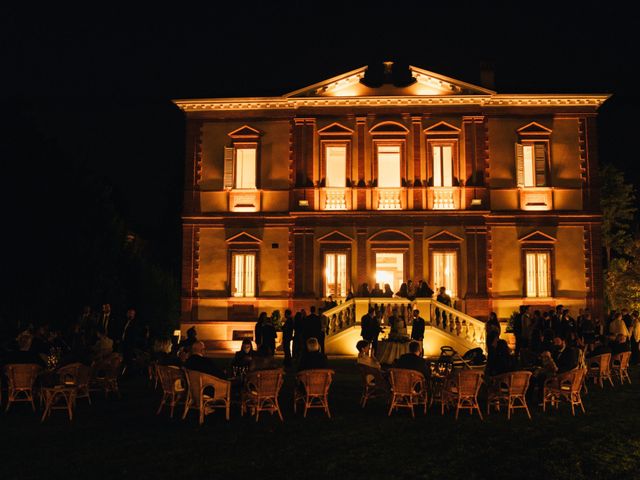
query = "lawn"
(1, 359, 639, 480)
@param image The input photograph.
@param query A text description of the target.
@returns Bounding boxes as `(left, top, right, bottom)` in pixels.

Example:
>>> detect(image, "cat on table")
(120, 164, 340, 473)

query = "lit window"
(432, 145, 453, 187)
(324, 253, 347, 297)
(232, 253, 255, 297)
(325, 145, 346, 188)
(517, 143, 547, 187)
(432, 251, 457, 298)
(526, 251, 550, 297)
(377, 145, 401, 188)
(234, 147, 256, 189)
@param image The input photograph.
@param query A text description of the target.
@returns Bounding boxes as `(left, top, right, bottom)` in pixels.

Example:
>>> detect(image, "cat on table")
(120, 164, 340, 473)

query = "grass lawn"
(1, 359, 640, 480)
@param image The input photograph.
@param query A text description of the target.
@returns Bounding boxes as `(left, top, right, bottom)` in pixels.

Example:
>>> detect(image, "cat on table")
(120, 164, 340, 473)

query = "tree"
(605, 240, 640, 312)
(601, 164, 636, 264)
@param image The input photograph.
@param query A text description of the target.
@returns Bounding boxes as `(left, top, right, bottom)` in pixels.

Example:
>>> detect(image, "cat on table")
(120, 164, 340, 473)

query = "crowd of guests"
(352, 279, 452, 304)
(0, 304, 148, 373)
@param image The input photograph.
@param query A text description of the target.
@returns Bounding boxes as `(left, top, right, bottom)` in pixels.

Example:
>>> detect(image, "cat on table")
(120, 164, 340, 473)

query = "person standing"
(99, 303, 113, 339)
(410, 309, 426, 356)
(260, 316, 277, 355)
(282, 309, 294, 367)
(305, 306, 323, 352)
(254, 312, 268, 349)
(361, 307, 380, 354)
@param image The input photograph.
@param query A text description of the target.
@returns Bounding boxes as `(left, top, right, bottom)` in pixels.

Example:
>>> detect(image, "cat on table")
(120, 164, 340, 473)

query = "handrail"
(428, 299, 486, 348)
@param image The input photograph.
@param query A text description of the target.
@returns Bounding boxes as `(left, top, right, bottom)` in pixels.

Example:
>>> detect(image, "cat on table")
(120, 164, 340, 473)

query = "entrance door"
(375, 252, 404, 293)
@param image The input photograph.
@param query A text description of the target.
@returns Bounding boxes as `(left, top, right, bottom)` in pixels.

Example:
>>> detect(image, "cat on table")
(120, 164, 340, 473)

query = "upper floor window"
(432, 144, 454, 187)
(377, 144, 401, 188)
(234, 146, 257, 189)
(225, 125, 262, 190)
(325, 145, 347, 188)
(232, 252, 256, 297)
(515, 122, 552, 188)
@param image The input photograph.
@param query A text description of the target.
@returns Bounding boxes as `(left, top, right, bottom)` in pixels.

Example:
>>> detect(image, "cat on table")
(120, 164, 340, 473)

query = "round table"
(376, 340, 411, 365)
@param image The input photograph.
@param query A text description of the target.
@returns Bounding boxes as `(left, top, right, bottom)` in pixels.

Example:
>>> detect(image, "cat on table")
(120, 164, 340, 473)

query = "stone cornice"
(173, 94, 610, 112)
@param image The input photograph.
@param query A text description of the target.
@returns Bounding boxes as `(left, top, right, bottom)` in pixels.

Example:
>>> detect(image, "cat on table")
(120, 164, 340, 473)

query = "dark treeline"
(0, 100, 181, 339)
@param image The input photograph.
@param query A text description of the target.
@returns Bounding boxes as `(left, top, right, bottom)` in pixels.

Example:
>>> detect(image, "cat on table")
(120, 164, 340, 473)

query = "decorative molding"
(369, 229, 412, 242)
(317, 122, 354, 136)
(227, 125, 262, 139)
(516, 121, 552, 136)
(425, 230, 465, 243)
(226, 232, 262, 244)
(424, 121, 462, 134)
(518, 230, 557, 243)
(369, 121, 410, 135)
(317, 230, 354, 243)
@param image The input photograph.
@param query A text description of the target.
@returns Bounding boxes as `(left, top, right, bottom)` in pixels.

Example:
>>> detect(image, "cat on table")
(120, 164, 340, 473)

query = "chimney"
(480, 61, 495, 90)
(383, 61, 394, 84)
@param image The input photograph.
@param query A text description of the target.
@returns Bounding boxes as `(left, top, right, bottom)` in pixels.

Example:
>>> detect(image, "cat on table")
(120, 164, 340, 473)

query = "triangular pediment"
(426, 230, 464, 243)
(228, 125, 262, 139)
(284, 64, 496, 98)
(317, 230, 354, 243)
(317, 122, 354, 136)
(369, 229, 412, 242)
(226, 232, 262, 244)
(517, 122, 552, 136)
(424, 121, 462, 135)
(519, 230, 556, 243)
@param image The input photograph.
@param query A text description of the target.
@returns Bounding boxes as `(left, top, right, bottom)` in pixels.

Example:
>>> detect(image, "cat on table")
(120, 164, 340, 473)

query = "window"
(232, 253, 255, 297)
(224, 145, 257, 190)
(525, 251, 550, 297)
(516, 142, 547, 188)
(377, 144, 401, 188)
(324, 253, 347, 297)
(432, 251, 457, 298)
(325, 145, 346, 188)
(432, 144, 453, 187)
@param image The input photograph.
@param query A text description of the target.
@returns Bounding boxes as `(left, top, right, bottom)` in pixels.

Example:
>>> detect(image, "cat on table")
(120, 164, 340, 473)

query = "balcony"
(229, 189, 261, 212)
(428, 187, 460, 210)
(375, 188, 403, 210)
(519, 188, 553, 211)
(321, 187, 349, 210)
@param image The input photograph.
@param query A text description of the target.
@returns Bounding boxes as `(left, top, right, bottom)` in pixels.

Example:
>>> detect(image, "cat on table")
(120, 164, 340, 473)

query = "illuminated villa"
(174, 63, 608, 355)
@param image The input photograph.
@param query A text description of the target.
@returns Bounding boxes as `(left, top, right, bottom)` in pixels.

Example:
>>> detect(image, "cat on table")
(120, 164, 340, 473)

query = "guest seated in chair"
(184, 341, 226, 378)
(610, 333, 631, 355)
(356, 340, 382, 370)
(2, 333, 46, 368)
(232, 338, 254, 370)
(486, 339, 518, 377)
(552, 335, 578, 373)
(392, 341, 430, 379)
(298, 337, 328, 371)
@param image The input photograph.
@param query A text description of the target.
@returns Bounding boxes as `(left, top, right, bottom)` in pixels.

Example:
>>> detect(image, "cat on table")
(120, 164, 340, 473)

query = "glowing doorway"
(375, 252, 404, 293)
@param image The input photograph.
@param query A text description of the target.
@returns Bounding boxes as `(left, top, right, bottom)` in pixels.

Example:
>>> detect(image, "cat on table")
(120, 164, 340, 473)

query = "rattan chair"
(486, 371, 532, 419)
(586, 353, 614, 388)
(41, 384, 76, 422)
(156, 365, 187, 418)
(441, 369, 484, 420)
(182, 369, 231, 424)
(543, 367, 586, 415)
(611, 351, 632, 385)
(91, 353, 123, 398)
(4, 364, 41, 412)
(57, 362, 92, 405)
(241, 369, 284, 421)
(294, 369, 334, 418)
(357, 363, 389, 408)
(387, 368, 427, 418)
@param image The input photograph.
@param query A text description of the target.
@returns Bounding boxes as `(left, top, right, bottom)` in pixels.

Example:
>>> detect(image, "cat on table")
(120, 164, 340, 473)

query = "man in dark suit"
(410, 310, 426, 356)
(361, 307, 380, 353)
(305, 306, 323, 351)
(184, 341, 226, 378)
(552, 336, 578, 373)
(298, 337, 328, 371)
(393, 341, 430, 378)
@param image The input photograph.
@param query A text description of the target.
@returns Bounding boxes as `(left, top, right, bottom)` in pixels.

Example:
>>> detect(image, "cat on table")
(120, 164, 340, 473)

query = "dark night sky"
(2, 1, 638, 270)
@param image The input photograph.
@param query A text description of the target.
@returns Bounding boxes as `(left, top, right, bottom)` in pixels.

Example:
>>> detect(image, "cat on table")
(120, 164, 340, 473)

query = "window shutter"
(515, 143, 524, 187)
(223, 147, 234, 189)
(534, 143, 547, 187)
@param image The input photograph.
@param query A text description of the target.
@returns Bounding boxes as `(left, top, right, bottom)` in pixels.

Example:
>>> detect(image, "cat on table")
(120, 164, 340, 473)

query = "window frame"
(320, 140, 351, 188)
(521, 248, 554, 298)
(372, 140, 405, 188)
(428, 140, 459, 187)
(322, 250, 350, 298)
(429, 247, 460, 299)
(232, 142, 259, 190)
(228, 247, 259, 298)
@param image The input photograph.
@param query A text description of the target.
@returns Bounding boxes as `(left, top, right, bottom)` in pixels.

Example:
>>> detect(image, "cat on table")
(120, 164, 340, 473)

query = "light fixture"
(470, 198, 482, 206)
(298, 199, 309, 207)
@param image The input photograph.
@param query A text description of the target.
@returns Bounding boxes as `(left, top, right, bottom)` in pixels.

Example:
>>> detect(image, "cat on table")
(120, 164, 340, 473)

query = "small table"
(376, 340, 410, 365)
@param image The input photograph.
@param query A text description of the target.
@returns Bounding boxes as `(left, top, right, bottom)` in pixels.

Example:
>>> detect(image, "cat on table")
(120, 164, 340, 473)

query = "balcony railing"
(376, 188, 402, 210)
(323, 188, 348, 210)
(432, 187, 456, 210)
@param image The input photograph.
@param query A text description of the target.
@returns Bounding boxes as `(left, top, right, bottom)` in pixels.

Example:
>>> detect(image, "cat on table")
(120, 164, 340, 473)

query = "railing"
(324, 188, 347, 210)
(432, 187, 456, 210)
(428, 299, 485, 347)
(322, 297, 486, 350)
(377, 188, 402, 210)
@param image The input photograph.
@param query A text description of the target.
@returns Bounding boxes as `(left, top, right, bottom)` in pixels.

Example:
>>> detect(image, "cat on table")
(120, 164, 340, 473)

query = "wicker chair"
(486, 371, 532, 420)
(156, 365, 187, 418)
(57, 362, 92, 405)
(241, 369, 284, 421)
(543, 368, 586, 415)
(611, 351, 632, 385)
(41, 384, 76, 422)
(387, 368, 427, 418)
(91, 353, 123, 398)
(182, 369, 231, 424)
(586, 353, 614, 388)
(358, 364, 389, 408)
(4, 364, 41, 412)
(441, 369, 484, 420)
(294, 369, 335, 418)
